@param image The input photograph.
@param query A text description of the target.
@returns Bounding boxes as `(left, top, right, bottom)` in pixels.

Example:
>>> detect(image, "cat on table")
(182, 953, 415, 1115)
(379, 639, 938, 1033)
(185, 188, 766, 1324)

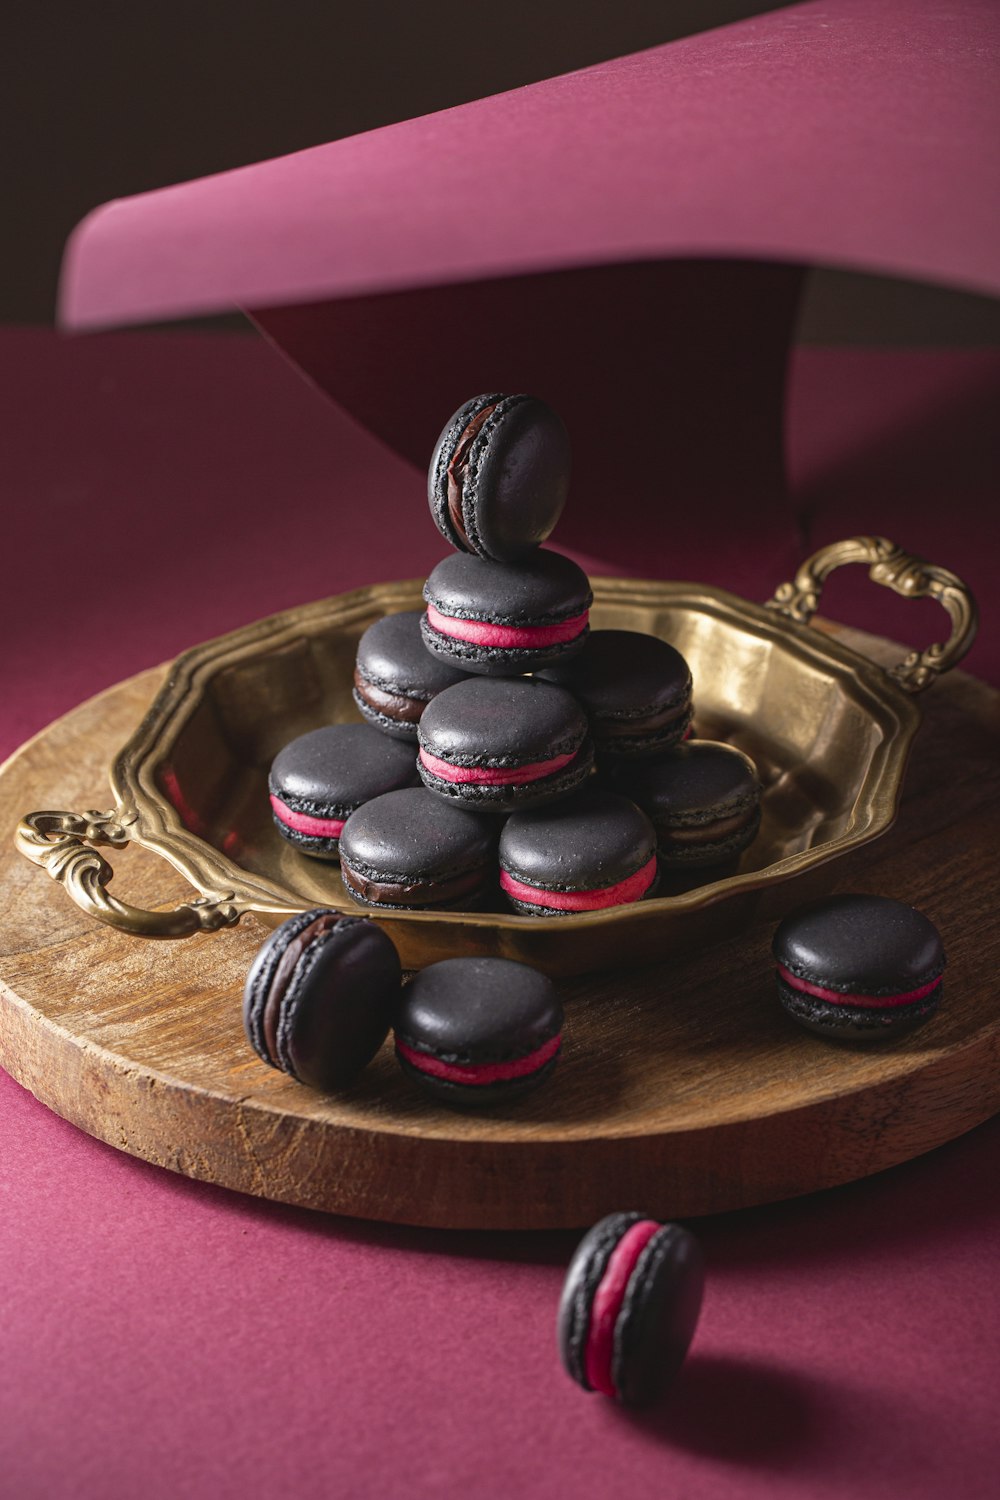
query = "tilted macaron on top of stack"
(428, 392, 571, 562)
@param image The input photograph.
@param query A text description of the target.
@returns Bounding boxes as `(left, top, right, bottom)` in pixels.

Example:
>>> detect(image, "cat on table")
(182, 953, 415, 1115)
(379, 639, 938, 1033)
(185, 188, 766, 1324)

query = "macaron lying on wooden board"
(772, 893, 946, 1042)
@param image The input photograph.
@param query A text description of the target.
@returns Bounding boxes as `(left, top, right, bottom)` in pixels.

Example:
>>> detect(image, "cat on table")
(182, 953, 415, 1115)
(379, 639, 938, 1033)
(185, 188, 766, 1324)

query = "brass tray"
(16, 537, 977, 976)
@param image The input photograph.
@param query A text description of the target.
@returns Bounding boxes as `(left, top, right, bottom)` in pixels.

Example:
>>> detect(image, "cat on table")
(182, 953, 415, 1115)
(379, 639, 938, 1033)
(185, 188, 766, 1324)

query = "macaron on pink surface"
(558, 1212, 704, 1407)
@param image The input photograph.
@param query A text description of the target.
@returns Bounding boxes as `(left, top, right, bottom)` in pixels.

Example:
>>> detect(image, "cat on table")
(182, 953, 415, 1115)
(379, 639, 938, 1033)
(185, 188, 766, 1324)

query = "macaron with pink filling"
(268, 723, 420, 860)
(417, 676, 593, 812)
(421, 548, 592, 676)
(499, 790, 658, 916)
(393, 957, 564, 1109)
(773, 893, 945, 1042)
(558, 1212, 704, 1407)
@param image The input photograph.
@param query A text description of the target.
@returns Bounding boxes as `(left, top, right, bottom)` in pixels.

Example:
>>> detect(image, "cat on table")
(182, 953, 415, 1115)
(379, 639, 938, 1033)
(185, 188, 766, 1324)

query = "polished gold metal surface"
(16, 539, 978, 975)
(765, 535, 979, 693)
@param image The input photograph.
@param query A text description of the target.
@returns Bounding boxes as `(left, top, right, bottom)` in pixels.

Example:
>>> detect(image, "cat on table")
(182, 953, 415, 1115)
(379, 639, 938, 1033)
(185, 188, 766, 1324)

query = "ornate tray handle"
(15, 810, 241, 939)
(766, 536, 979, 693)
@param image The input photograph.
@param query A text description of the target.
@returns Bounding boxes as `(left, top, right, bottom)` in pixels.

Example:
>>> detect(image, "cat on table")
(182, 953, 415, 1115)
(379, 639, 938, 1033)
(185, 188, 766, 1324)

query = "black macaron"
(242, 908, 402, 1091)
(772, 893, 946, 1042)
(538, 629, 693, 758)
(338, 787, 498, 910)
(558, 1212, 704, 1407)
(427, 392, 571, 561)
(417, 676, 594, 813)
(499, 790, 658, 915)
(610, 740, 761, 867)
(421, 548, 592, 676)
(353, 610, 470, 740)
(393, 956, 564, 1108)
(268, 723, 420, 860)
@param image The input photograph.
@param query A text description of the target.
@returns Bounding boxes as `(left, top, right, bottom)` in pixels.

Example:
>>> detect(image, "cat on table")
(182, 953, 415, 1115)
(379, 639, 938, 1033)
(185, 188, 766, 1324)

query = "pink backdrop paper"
(57, 0, 1000, 578)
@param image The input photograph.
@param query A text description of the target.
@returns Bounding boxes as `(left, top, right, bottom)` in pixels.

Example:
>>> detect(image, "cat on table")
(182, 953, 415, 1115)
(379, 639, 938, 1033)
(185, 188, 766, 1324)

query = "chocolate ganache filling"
(446, 402, 499, 549)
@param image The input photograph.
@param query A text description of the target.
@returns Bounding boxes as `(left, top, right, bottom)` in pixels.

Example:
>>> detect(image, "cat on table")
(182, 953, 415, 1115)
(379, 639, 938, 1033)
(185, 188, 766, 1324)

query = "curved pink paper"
(60, 0, 1000, 332)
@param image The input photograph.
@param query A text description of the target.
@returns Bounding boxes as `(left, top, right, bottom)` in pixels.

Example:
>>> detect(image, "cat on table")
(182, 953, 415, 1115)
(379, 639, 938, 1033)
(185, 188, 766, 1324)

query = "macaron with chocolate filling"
(353, 610, 470, 740)
(558, 1212, 704, 1407)
(428, 392, 571, 561)
(339, 787, 498, 910)
(421, 548, 592, 676)
(269, 723, 420, 860)
(611, 740, 761, 867)
(418, 676, 593, 813)
(499, 790, 658, 916)
(242, 908, 402, 1091)
(393, 957, 564, 1108)
(773, 893, 945, 1042)
(538, 629, 693, 758)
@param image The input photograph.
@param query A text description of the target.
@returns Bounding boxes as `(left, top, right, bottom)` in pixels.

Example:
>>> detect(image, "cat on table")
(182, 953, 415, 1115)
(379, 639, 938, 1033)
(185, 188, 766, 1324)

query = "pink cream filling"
(500, 855, 657, 911)
(777, 963, 942, 1010)
(425, 603, 589, 650)
(395, 1032, 561, 1086)
(584, 1220, 662, 1397)
(269, 794, 345, 840)
(419, 747, 576, 785)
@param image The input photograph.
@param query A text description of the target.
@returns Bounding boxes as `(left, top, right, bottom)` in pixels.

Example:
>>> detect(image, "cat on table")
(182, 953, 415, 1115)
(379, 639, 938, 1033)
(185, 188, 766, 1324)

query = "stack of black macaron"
(268, 391, 764, 917)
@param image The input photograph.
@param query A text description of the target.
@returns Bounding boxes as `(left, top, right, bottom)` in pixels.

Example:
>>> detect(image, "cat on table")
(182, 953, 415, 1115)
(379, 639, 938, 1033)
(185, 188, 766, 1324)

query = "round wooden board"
(2, 634, 999, 1230)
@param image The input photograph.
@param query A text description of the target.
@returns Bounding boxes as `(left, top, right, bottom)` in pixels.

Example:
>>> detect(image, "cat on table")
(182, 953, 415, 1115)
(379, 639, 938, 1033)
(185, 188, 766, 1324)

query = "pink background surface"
(60, 0, 1000, 329)
(1, 327, 999, 1497)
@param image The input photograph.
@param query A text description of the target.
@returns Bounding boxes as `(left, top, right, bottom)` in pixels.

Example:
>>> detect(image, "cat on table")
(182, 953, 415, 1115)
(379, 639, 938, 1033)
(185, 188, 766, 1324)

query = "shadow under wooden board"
(1, 628, 999, 1230)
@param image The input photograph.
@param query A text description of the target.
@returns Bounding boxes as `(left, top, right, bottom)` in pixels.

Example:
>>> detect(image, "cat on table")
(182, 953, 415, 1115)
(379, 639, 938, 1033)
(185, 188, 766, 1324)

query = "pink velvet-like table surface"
(1, 328, 998, 1498)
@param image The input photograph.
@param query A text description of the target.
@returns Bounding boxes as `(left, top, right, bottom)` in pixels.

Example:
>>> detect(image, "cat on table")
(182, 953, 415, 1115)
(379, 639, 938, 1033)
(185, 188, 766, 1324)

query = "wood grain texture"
(1, 632, 999, 1230)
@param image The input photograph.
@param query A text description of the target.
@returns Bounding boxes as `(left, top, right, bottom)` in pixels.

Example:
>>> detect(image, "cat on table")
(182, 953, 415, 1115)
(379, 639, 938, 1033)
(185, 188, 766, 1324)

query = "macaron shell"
(395, 957, 563, 1063)
(557, 1212, 644, 1390)
(772, 893, 945, 996)
(612, 1222, 704, 1407)
(499, 790, 656, 892)
(423, 549, 592, 627)
(419, 677, 589, 767)
(275, 917, 402, 1090)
